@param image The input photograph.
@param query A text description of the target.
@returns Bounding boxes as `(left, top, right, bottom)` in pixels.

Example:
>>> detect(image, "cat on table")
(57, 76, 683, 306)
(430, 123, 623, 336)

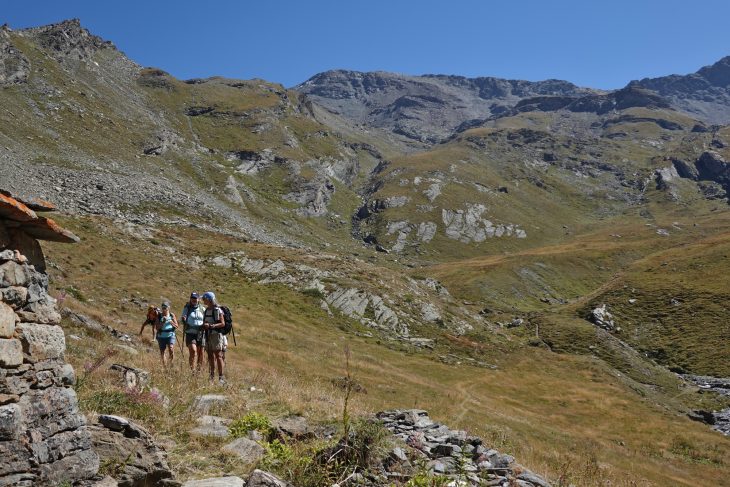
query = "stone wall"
(0, 199, 98, 486)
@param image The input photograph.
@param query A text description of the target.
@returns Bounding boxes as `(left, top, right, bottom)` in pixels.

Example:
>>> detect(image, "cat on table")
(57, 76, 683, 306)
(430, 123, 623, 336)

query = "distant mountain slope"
(295, 70, 595, 144)
(629, 56, 730, 124)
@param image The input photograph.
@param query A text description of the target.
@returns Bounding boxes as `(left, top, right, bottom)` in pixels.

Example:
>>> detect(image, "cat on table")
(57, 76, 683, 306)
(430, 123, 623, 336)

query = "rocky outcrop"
(442, 205, 527, 243)
(284, 178, 335, 217)
(325, 287, 406, 335)
(510, 86, 671, 117)
(26, 18, 113, 62)
(668, 152, 730, 202)
(590, 304, 616, 331)
(0, 27, 30, 86)
(0, 192, 98, 486)
(89, 414, 175, 487)
(682, 375, 730, 436)
(377, 409, 551, 486)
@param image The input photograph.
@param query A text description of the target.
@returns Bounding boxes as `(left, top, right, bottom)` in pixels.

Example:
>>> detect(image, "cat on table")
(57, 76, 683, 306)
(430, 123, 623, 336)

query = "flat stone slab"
(222, 437, 265, 464)
(182, 476, 244, 487)
(192, 394, 228, 414)
(190, 415, 231, 438)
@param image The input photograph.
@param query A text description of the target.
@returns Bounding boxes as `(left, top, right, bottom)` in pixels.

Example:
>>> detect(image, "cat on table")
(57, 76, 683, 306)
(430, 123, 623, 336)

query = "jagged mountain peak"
(16, 18, 115, 62)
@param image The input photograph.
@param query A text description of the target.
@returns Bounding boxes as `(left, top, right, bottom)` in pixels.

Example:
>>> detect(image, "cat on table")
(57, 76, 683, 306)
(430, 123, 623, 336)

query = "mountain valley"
(1, 19, 730, 487)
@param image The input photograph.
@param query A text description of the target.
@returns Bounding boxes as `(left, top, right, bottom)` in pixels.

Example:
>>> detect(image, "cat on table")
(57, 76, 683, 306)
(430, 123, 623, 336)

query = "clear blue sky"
(3, 0, 729, 89)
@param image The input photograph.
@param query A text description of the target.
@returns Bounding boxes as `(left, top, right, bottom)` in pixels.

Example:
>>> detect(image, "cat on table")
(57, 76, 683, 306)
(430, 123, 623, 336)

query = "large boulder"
(89, 414, 175, 487)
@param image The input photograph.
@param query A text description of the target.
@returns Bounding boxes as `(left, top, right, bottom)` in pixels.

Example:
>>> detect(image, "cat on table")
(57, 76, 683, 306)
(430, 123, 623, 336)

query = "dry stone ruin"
(0, 191, 99, 486)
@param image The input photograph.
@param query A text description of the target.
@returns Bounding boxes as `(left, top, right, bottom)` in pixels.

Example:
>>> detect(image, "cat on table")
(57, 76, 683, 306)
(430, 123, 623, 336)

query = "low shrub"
(229, 412, 273, 438)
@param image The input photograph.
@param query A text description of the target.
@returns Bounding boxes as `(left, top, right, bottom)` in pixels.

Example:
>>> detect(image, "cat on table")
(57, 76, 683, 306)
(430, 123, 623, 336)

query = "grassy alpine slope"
(45, 216, 730, 487)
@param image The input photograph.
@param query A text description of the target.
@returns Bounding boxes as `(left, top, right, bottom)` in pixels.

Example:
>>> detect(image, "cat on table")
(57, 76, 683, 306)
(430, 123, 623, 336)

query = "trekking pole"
(232, 326, 237, 346)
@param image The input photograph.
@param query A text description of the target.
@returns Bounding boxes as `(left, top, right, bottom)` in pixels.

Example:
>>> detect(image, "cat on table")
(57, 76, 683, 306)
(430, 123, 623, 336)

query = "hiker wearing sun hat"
(202, 291, 226, 384)
(181, 292, 205, 372)
(155, 302, 179, 367)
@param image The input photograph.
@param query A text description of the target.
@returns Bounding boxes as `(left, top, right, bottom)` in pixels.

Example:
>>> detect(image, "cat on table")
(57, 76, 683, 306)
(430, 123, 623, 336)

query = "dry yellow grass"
(48, 216, 730, 486)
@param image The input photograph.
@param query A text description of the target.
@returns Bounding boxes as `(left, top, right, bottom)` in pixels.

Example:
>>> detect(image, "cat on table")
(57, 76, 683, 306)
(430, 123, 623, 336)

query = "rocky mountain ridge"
(630, 56, 730, 124)
(296, 57, 730, 144)
(296, 69, 596, 144)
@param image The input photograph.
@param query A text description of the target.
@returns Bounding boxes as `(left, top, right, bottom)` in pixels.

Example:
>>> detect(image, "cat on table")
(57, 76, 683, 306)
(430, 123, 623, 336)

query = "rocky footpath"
(377, 409, 550, 487)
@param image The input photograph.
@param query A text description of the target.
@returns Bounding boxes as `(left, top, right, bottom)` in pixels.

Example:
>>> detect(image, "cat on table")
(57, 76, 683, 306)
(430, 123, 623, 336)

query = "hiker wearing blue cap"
(202, 291, 226, 384)
(181, 292, 205, 372)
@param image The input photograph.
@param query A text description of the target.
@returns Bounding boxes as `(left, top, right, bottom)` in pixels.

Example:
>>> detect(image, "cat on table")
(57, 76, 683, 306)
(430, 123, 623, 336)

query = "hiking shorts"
(156, 334, 176, 351)
(185, 331, 204, 346)
(206, 330, 224, 352)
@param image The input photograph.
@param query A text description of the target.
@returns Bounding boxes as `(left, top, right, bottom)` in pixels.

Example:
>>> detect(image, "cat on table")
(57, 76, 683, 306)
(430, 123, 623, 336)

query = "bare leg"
(215, 351, 225, 379)
(207, 350, 215, 380)
(188, 342, 197, 370)
(168, 344, 174, 364)
(159, 346, 166, 367)
(197, 345, 204, 371)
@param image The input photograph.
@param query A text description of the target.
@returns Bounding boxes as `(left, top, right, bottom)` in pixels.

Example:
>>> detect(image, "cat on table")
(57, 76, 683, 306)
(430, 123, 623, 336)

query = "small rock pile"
(377, 409, 551, 487)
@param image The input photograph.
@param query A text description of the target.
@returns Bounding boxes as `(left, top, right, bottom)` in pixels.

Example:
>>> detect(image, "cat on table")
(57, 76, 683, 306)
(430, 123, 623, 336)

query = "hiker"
(181, 292, 205, 372)
(139, 305, 160, 339)
(155, 302, 179, 366)
(202, 291, 226, 384)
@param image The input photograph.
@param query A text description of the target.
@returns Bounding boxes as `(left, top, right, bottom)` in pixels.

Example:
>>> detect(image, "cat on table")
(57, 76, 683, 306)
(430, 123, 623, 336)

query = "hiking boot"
(218, 377, 226, 385)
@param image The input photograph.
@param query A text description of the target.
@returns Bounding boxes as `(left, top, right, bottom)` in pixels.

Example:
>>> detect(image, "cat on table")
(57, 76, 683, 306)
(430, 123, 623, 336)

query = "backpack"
(216, 306, 233, 335)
